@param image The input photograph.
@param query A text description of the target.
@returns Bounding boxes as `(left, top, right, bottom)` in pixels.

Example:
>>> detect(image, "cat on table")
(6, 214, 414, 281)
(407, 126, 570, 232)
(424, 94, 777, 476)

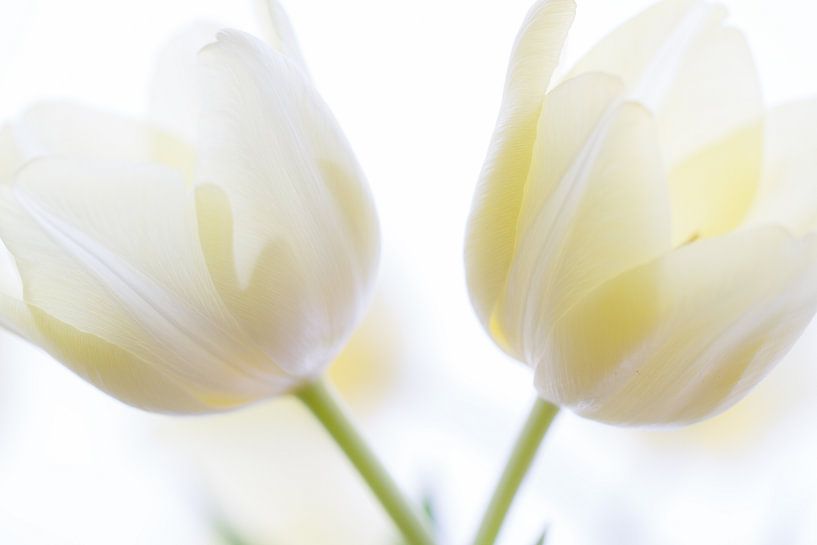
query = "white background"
(2, 0, 817, 544)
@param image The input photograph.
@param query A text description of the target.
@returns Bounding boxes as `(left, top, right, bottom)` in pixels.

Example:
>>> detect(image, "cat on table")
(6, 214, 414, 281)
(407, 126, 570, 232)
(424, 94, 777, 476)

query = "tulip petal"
(667, 120, 761, 244)
(195, 184, 327, 375)
(566, 0, 761, 161)
(0, 292, 234, 413)
(747, 99, 817, 235)
(539, 226, 817, 425)
(465, 0, 576, 329)
(149, 2, 308, 143)
(494, 73, 671, 361)
(21, 303, 215, 413)
(566, 0, 763, 244)
(0, 126, 24, 298)
(0, 240, 22, 300)
(0, 292, 38, 341)
(196, 31, 378, 372)
(0, 124, 25, 184)
(12, 101, 195, 178)
(0, 157, 291, 408)
(254, 0, 310, 75)
(149, 22, 223, 142)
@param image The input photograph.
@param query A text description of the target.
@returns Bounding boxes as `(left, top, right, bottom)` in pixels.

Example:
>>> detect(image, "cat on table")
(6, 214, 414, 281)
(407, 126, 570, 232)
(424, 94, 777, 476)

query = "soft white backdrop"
(2, 0, 817, 544)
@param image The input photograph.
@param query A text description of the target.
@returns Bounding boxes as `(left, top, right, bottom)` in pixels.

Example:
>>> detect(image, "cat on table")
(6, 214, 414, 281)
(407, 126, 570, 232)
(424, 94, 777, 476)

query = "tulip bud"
(465, 0, 817, 425)
(0, 2, 379, 413)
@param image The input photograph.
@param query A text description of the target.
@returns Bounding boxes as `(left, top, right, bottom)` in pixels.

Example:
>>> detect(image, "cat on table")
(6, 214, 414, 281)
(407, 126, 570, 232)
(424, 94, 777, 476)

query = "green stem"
(472, 398, 559, 545)
(295, 379, 436, 545)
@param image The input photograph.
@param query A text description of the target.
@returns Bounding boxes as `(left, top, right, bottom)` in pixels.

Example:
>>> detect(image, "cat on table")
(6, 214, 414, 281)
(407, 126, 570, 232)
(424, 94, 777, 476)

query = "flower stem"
(472, 398, 559, 545)
(295, 379, 436, 545)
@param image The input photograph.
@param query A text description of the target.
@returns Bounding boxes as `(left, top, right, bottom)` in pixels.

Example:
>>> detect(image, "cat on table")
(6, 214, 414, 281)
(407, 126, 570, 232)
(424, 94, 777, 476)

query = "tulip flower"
(466, 0, 817, 427)
(0, 6, 439, 545)
(467, 2, 817, 543)
(0, 6, 379, 413)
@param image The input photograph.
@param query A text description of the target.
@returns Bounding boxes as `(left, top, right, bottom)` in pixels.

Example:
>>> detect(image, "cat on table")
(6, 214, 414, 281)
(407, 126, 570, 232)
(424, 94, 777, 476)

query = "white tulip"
(0, 1, 379, 413)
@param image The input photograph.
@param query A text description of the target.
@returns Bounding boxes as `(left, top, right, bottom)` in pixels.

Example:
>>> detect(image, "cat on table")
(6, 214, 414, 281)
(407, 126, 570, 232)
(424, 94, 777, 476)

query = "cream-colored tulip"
(0, 2, 379, 413)
(466, 0, 817, 425)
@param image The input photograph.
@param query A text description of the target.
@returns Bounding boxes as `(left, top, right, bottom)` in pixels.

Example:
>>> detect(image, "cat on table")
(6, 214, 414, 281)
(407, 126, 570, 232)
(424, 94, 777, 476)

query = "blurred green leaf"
(214, 519, 257, 545)
(531, 525, 549, 545)
(421, 490, 438, 530)
(394, 488, 439, 545)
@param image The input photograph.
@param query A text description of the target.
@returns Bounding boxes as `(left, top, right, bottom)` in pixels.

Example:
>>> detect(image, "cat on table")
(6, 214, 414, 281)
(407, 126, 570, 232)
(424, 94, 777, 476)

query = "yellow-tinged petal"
(538, 226, 817, 425)
(747, 99, 817, 235)
(565, 0, 763, 244)
(0, 157, 294, 411)
(0, 292, 38, 342)
(2, 292, 230, 412)
(196, 30, 379, 373)
(465, 0, 576, 329)
(491, 73, 671, 361)
(26, 305, 216, 413)
(667, 121, 761, 244)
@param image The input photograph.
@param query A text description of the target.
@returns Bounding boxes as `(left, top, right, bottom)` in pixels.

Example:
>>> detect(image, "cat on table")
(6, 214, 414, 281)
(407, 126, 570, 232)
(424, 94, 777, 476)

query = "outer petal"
(746, 99, 817, 235)
(148, 22, 223, 143)
(494, 73, 671, 361)
(566, 0, 763, 244)
(465, 0, 576, 329)
(538, 226, 817, 425)
(0, 288, 221, 412)
(21, 306, 216, 413)
(254, 0, 310, 76)
(0, 293, 38, 341)
(0, 126, 27, 301)
(13, 101, 194, 178)
(196, 30, 379, 374)
(0, 157, 294, 411)
(149, 1, 308, 143)
(0, 124, 25, 184)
